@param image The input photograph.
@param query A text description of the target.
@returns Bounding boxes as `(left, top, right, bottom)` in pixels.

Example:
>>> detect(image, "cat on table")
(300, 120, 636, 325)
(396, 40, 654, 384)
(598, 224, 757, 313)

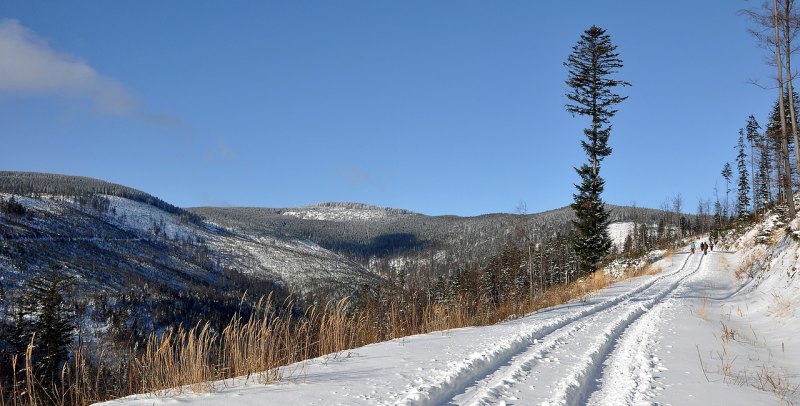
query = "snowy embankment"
(98, 218, 800, 405)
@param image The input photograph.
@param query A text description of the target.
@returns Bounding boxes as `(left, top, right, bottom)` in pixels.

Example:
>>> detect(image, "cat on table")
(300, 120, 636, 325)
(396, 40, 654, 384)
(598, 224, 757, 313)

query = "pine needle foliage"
(564, 26, 629, 275)
(722, 162, 734, 218)
(737, 129, 751, 217)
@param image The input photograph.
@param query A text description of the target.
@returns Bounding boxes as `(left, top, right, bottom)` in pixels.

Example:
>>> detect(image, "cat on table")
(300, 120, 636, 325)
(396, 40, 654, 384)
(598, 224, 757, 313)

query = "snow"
(280, 204, 411, 222)
(607, 221, 635, 248)
(97, 196, 374, 291)
(0, 193, 372, 294)
(0, 192, 63, 214)
(103, 196, 194, 241)
(97, 218, 800, 406)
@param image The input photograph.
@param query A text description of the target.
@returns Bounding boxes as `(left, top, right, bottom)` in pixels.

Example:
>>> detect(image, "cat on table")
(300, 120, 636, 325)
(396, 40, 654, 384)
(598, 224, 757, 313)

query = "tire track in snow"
(456, 288, 646, 405)
(585, 252, 711, 405)
(455, 253, 703, 406)
(541, 253, 705, 406)
(385, 253, 694, 406)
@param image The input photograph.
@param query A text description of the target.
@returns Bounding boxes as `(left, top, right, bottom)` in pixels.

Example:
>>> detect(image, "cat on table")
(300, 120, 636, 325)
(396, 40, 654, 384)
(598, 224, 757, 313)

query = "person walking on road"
(691, 242, 696, 254)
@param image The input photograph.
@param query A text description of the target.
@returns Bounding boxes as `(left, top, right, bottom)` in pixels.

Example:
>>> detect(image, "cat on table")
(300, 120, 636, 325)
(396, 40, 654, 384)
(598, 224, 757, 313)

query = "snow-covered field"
(98, 219, 800, 405)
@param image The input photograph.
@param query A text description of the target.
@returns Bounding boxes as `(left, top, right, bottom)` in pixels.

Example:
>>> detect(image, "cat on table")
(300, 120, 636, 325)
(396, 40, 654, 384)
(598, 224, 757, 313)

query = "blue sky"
(0, 1, 777, 216)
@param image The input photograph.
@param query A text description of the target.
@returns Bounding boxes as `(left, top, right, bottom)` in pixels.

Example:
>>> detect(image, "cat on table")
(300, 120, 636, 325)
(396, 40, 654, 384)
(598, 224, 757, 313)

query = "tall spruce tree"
(745, 115, 761, 212)
(737, 129, 751, 216)
(564, 26, 629, 275)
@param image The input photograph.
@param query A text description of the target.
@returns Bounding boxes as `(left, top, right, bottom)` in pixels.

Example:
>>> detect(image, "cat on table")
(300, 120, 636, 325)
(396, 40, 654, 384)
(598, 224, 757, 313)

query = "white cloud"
(0, 19, 135, 114)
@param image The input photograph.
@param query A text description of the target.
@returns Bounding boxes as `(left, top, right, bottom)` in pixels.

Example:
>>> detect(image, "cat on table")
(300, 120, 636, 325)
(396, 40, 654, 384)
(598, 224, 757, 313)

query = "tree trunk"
(784, 0, 800, 174)
(764, 142, 773, 205)
(775, 0, 797, 216)
(528, 242, 533, 298)
(751, 145, 756, 212)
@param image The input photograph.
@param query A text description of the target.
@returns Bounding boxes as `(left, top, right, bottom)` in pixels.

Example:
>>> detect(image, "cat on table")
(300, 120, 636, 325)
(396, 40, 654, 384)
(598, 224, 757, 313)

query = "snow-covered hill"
(0, 189, 376, 299)
(101, 214, 800, 405)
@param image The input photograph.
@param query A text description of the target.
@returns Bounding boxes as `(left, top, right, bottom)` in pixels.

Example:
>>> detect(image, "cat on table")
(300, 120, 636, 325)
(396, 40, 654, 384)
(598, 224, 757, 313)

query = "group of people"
(690, 240, 714, 255)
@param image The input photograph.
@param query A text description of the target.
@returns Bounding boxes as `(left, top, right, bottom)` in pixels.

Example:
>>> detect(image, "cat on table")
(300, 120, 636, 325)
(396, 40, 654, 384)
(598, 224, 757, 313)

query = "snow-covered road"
(100, 247, 798, 406)
(455, 253, 702, 406)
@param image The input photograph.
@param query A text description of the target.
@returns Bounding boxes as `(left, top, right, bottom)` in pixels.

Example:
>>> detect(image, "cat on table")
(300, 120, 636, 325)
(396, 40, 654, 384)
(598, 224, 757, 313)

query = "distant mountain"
(0, 171, 200, 222)
(192, 202, 670, 279)
(0, 172, 378, 309)
(0, 171, 674, 320)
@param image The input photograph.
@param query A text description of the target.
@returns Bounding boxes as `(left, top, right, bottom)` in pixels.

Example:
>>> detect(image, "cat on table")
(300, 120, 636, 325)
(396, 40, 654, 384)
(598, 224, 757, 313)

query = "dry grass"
(719, 255, 729, 269)
(770, 227, 785, 245)
(627, 263, 663, 279)
(735, 249, 764, 280)
(771, 292, 795, 318)
(707, 321, 799, 401)
(752, 365, 800, 401)
(696, 297, 710, 321)
(716, 323, 738, 382)
(721, 322, 736, 344)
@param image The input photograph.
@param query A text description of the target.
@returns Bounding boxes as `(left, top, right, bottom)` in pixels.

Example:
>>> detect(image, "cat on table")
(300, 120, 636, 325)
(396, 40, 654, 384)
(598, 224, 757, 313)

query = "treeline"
(714, 91, 800, 231)
(194, 204, 676, 280)
(311, 202, 415, 215)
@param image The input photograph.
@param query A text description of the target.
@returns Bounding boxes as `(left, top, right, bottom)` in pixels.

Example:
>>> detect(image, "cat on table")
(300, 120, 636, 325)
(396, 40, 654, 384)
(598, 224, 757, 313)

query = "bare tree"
(774, 0, 797, 216)
(742, 0, 797, 217)
(672, 193, 683, 220)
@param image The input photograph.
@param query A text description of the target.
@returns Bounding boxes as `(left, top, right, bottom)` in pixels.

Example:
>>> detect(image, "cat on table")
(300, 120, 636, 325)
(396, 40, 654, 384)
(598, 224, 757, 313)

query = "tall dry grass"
(1, 263, 656, 405)
(735, 248, 764, 280)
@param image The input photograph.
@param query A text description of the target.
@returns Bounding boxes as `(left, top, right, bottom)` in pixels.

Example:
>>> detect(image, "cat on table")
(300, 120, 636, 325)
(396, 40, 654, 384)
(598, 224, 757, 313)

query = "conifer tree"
(18, 270, 74, 386)
(757, 133, 772, 209)
(765, 91, 799, 209)
(564, 26, 629, 275)
(721, 162, 733, 218)
(745, 115, 761, 212)
(737, 130, 751, 216)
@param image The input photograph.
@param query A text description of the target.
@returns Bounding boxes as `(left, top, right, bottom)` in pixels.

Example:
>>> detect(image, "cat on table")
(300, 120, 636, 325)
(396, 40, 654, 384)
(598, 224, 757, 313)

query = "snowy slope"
(98, 221, 800, 405)
(0, 192, 376, 296)
(607, 221, 635, 248)
(99, 196, 377, 293)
